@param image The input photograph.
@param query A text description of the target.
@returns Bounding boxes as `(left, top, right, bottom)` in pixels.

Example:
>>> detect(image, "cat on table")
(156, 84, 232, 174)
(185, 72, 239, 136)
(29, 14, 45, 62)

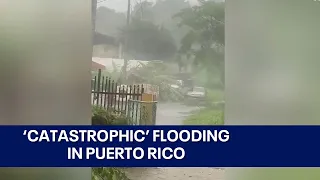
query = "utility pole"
(139, 0, 143, 20)
(92, 0, 97, 54)
(121, 0, 131, 83)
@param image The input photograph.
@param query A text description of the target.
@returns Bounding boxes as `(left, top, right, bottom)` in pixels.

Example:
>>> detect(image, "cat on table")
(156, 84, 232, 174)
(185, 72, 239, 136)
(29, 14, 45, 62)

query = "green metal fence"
(91, 69, 143, 113)
(92, 69, 158, 125)
(127, 100, 157, 125)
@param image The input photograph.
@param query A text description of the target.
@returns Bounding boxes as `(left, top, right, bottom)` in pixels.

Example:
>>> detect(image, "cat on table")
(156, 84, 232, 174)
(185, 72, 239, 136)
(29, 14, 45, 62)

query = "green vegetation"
(206, 89, 224, 102)
(92, 106, 128, 125)
(184, 88, 224, 125)
(91, 106, 130, 180)
(174, 1, 224, 87)
(95, 0, 189, 49)
(177, 1, 225, 126)
(92, 61, 185, 102)
(128, 61, 184, 101)
(184, 109, 224, 125)
(94, 0, 226, 125)
(122, 19, 177, 60)
(92, 167, 130, 180)
(178, 0, 226, 125)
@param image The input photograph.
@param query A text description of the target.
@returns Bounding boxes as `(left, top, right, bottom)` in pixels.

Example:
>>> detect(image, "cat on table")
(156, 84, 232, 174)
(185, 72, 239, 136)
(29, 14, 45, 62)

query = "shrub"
(92, 167, 130, 180)
(92, 106, 128, 125)
(91, 106, 131, 180)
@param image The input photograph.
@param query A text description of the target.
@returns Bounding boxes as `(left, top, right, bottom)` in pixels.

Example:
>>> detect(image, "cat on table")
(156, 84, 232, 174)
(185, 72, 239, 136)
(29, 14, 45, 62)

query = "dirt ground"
(125, 168, 224, 180)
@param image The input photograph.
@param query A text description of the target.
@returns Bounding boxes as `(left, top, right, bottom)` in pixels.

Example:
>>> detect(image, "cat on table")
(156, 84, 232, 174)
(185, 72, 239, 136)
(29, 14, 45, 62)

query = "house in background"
(93, 31, 121, 58)
(92, 32, 118, 71)
(92, 57, 149, 72)
(92, 60, 105, 71)
(92, 0, 120, 71)
(93, 44, 121, 58)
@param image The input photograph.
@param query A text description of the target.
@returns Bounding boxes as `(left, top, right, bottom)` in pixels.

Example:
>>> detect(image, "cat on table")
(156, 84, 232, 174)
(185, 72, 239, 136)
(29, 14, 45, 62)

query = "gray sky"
(97, 0, 200, 12)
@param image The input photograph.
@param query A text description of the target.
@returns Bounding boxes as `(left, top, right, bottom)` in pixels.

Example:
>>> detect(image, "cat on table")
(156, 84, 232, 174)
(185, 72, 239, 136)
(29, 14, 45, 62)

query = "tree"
(120, 19, 177, 60)
(132, 1, 155, 21)
(95, 6, 126, 36)
(94, 0, 191, 61)
(174, 1, 225, 87)
(129, 0, 190, 48)
(127, 61, 184, 101)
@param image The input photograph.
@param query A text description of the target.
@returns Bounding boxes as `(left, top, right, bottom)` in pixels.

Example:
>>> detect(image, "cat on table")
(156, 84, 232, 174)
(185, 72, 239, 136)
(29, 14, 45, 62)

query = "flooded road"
(125, 102, 225, 180)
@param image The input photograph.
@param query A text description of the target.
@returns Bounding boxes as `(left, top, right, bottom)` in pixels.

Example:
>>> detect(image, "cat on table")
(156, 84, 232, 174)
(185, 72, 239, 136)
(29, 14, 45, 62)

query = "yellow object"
(140, 93, 154, 125)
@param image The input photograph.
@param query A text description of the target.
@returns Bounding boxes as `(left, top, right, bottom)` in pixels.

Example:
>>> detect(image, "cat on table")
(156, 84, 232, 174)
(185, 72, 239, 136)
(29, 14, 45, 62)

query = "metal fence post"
(152, 102, 157, 125)
(91, 74, 156, 125)
(96, 69, 102, 106)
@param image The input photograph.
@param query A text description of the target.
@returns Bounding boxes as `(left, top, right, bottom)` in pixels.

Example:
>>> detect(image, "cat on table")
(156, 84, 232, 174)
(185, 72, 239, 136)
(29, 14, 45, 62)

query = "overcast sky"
(97, 0, 200, 12)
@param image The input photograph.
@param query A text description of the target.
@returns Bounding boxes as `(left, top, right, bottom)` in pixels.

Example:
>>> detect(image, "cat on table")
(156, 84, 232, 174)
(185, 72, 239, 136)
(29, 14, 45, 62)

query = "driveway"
(155, 102, 201, 125)
(125, 102, 225, 180)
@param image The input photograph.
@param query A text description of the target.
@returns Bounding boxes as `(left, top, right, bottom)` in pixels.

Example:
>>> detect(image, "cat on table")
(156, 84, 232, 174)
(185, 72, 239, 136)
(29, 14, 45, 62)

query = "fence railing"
(91, 69, 144, 114)
(127, 100, 157, 125)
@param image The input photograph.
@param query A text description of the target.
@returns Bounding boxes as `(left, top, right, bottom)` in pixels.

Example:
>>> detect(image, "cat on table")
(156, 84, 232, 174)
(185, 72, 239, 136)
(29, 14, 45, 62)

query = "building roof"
(93, 32, 116, 46)
(92, 57, 149, 72)
(91, 61, 105, 71)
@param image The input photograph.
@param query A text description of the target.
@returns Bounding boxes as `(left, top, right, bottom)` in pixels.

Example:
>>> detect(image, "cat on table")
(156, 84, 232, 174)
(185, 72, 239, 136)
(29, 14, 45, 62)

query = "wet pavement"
(155, 102, 201, 125)
(125, 102, 225, 180)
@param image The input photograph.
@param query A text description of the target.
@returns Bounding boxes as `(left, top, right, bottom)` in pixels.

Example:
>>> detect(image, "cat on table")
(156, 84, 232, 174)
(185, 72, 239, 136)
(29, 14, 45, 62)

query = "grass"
(183, 88, 224, 125)
(206, 89, 224, 102)
(184, 108, 224, 125)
